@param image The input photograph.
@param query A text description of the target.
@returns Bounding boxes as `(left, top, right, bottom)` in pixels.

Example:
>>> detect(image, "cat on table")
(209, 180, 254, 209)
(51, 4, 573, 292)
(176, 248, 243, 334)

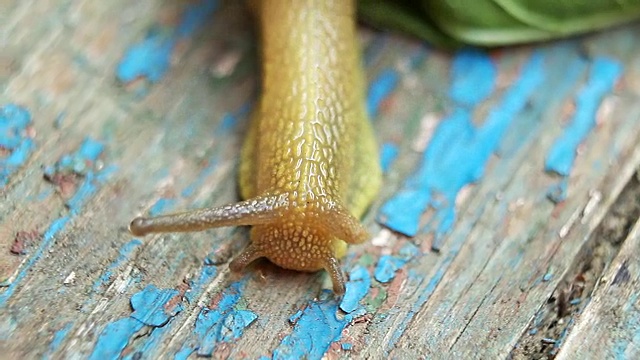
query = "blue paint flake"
(219, 309, 258, 342)
(545, 57, 623, 199)
(181, 280, 256, 357)
(374, 256, 405, 284)
(43, 322, 73, 359)
(449, 49, 497, 107)
(116, 0, 220, 84)
(89, 317, 144, 360)
(0, 104, 35, 186)
(43, 138, 104, 179)
(380, 142, 399, 173)
(289, 309, 304, 324)
(378, 50, 546, 250)
(174, 346, 196, 360)
(273, 292, 352, 360)
(374, 243, 421, 283)
(340, 266, 371, 313)
(0, 138, 113, 306)
(90, 285, 184, 360)
(367, 69, 399, 116)
(119, 268, 219, 360)
(184, 265, 218, 303)
(341, 342, 353, 351)
(131, 285, 184, 327)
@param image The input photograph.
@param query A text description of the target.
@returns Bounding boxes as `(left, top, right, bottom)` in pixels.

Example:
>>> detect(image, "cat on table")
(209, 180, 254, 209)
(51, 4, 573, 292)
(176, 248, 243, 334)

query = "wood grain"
(1, 0, 640, 359)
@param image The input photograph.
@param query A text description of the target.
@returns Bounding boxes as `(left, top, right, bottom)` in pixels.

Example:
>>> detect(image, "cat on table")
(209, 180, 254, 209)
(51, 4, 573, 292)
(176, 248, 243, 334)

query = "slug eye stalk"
(129, 194, 289, 236)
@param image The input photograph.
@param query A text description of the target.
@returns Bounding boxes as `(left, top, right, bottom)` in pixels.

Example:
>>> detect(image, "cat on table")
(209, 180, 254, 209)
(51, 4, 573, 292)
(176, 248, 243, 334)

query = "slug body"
(130, 0, 381, 294)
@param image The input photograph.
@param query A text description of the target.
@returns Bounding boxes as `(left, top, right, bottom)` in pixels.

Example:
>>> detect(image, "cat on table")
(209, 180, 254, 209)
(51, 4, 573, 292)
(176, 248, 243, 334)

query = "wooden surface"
(2, 0, 640, 359)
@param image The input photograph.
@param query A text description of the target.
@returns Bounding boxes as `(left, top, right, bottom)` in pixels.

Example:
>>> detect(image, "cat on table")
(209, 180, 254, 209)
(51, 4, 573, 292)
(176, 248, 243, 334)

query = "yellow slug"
(129, 0, 381, 294)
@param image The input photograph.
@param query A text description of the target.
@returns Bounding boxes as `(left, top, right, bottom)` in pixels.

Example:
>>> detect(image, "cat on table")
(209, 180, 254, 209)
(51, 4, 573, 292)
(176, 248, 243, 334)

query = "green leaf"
(357, 0, 640, 47)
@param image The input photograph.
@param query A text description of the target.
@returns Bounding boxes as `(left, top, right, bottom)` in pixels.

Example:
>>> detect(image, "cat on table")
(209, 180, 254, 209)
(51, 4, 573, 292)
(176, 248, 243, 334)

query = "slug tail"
(129, 193, 290, 236)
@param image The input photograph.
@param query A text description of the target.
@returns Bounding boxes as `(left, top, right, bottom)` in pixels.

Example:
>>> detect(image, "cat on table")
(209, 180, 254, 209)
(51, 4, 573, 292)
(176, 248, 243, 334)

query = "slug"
(129, 0, 381, 295)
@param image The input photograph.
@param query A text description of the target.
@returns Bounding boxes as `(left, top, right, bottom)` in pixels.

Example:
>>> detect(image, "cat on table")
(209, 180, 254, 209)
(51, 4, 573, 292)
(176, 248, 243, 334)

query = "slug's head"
(230, 216, 353, 294)
(128, 194, 369, 295)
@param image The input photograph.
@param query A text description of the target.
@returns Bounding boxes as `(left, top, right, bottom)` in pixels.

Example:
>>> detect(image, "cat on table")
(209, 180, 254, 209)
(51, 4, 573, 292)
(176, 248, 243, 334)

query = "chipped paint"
(273, 291, 350, 360)
(380, 142, 399, 173)
(175, 279, 257, 358)
(0, 137, 113, 306)
(117, 267, 219, 360)
(374, 243, 421, 283)
(130, 285, 184, 326)
(116, 0, 220, 84)
(86, 104, 252, 359)
(43, 322, 73, 360)
(545, 57, 623, 200)
(340, 266, 371, 313)
(378, 50, 545, 251)
(89, 317, 144, 360)
(274, 265, 372, 359)
(90, 285, 184, 360)
(0, 104, 35, 187)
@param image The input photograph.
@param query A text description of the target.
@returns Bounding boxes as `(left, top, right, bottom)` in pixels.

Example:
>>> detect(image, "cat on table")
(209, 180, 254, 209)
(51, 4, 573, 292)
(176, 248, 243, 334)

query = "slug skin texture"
(129, 0, 381, 295)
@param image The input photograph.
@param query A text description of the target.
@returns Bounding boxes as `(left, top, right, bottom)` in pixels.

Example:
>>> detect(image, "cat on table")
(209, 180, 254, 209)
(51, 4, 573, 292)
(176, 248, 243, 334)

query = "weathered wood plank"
(1, 0, 640, 359)
(555, 200, 640, 359)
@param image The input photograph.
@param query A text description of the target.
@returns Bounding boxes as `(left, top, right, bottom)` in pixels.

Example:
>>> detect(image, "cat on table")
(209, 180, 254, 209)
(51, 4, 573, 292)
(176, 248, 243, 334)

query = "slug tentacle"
(228, 244, 265, 272)
(323, 256, 346, 295)
(129, 193, 290, 236)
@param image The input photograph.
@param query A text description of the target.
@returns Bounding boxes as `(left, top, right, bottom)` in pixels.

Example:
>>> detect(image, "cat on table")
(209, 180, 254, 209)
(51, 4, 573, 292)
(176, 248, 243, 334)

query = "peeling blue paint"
(340, 266, 371, 313)
(172, 279, 257, 358)
(173, 346, 195, 360)
(43, 322, 73, 359)
(90, 317, 144, 360)
(380, 142, 399, 173)
(119, 267, 219, 360)
(374, 256, 405, 284)
(117, 0, 220, 84)
(184, 265, 218, 303)
(378, 50, 546, 251)
(367, 69, 399, 116)
(43, 138, 105, 179)
(289, 309, 304, 324)
(90, 285, 184, 360)
(0, 104, 35, 187)
(374, 243, 421, 283)
(273, 291, 352, 360)
(275, 267, 372, 359)
(0, 137, 113, 307)
(131, 285, 184, 327)
(545, 57, 623, 200)
(448, 49, 497, 107)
